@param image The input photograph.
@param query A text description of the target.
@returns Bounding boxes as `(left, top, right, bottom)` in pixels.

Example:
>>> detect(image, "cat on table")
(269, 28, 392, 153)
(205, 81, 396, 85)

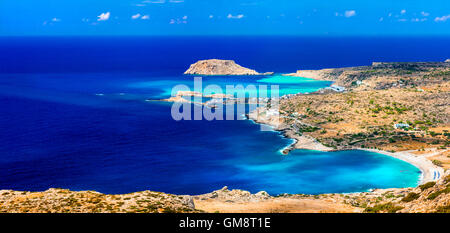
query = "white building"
(394, 123, 410, 129)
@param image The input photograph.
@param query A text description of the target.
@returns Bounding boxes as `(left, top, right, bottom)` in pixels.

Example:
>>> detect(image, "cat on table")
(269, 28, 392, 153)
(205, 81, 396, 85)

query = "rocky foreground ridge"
(1, 171, 449, 213)
(0, 188, 197, 213)
(184, 59, 272, 75)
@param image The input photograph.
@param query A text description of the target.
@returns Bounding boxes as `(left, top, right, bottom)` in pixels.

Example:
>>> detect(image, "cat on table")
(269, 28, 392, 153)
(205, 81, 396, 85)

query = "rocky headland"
(284, 61, 450, 89)
(184, 59, 273, 76)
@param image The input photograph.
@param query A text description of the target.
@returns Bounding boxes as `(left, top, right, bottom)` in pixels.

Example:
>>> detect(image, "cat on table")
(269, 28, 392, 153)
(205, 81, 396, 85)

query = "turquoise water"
(257, 75, 318, 84)
(0, 37, 423, 195)
(0, 72, 421, 195)
(233, 149, 420, 194)
(256, 75, 329, 95)
(128, 74, 332, 98)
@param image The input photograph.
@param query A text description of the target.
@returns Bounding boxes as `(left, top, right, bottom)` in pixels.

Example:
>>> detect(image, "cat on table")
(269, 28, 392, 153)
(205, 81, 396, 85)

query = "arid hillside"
(286, 61, 450, 90)
(0, 188, 197, 213)
(279, 83, 449, 152)
(1, 172, 449, 213)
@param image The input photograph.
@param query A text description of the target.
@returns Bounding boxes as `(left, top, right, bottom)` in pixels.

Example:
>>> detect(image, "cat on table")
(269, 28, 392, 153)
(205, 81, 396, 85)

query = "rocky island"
(184, 59, 273, 76)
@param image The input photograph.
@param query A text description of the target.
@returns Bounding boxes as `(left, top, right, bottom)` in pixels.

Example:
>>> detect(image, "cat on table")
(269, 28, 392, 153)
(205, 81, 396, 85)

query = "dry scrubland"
(0, 188, 198, 213)
(280, 62, 449, 157)
(1, 174, 449, 213)
(280, 84, 449, 152)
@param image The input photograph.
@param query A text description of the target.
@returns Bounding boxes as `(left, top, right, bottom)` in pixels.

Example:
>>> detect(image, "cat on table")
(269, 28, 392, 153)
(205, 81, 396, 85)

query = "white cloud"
(97, 12, 110, 21)
(344, 10, 356, 18)
(227, 14, 244, 19)
(131, 13, 141, 19)
(209, 15, 214, 19)
(401, 9, 406, 14)
(336, 10, 355, 18)
(411, 18, 427, 22)
(143, 0, 165, 3)
(379, 17, 384, 22)
(169, 0, 184, 3)
(169, 17, 187, 24)
(435, 14, 450, 22)
(421, 11, 430, 17)
(132, 13, 149, 20)
(43, 17, 61, 26)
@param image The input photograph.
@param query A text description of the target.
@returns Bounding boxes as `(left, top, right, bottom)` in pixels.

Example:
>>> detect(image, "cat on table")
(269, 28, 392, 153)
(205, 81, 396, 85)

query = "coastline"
(0, 112, 446, 213)
(358, 148, 445, 184)
(246, 107, 445, 186)
(247, 108, 335, 153)
(153, 71, 445, 191)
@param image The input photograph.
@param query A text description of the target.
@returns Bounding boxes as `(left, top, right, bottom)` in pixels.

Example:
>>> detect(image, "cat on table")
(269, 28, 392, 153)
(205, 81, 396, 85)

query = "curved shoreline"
(358, 148, 444, 185)
(246, 108, 444, 187)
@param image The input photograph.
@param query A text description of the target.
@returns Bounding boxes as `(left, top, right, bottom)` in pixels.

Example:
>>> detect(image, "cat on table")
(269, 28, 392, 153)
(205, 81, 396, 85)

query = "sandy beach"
(360, 148, 446, 184)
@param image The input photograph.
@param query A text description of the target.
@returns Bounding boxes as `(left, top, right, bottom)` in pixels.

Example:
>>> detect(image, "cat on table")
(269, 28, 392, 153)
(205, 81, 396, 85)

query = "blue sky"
(0, 0, 449, 36)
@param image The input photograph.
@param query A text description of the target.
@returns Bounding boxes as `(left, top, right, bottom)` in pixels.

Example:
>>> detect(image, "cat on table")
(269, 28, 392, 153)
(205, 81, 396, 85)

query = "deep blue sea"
(1, 36, 447, 195)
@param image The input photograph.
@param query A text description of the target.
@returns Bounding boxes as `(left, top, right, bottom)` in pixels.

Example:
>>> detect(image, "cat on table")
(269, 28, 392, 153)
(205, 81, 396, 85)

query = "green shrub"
(444, 175, 450, 184)
(401, 192, 420, 202)
(162, 207, 178, 213)
(435, 204, 450, 213)
(364, 202, 404, 213)
(432, 160, 443, 167)
(427, 186, 450, 200)
(333, 138, 344, 143)
(298, 125, 320, 133)
(419, 182, 436, 191)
